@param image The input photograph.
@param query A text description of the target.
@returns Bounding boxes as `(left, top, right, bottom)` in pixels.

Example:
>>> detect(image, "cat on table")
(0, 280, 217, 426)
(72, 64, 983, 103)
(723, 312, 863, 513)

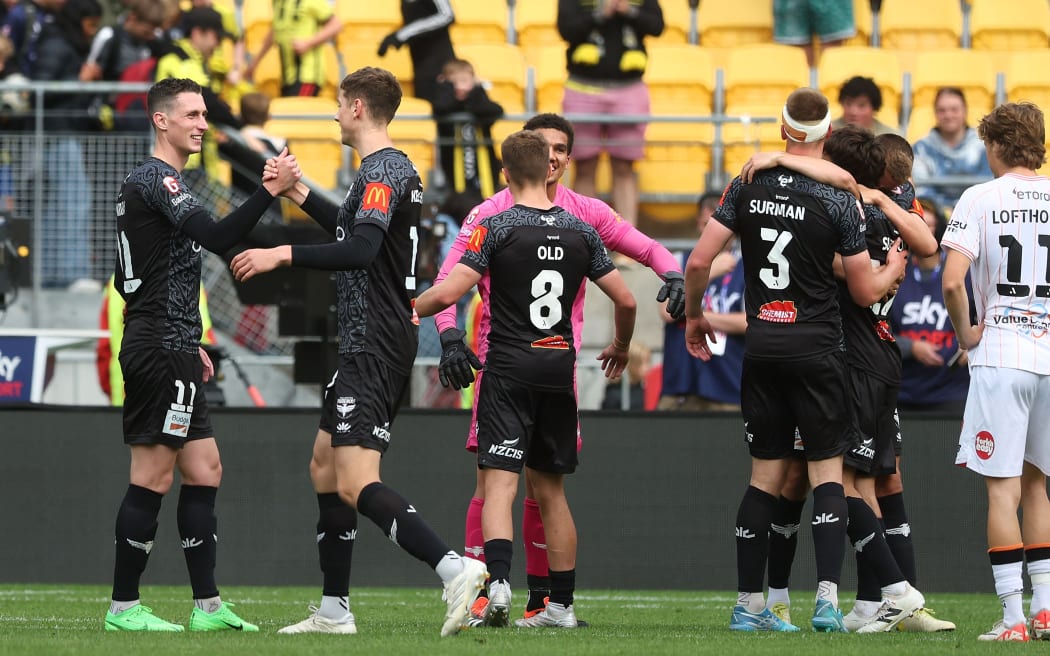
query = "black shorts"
(843, 369, 901, 476)
(740, 352, 859, 461)
(475, 372, 578, 475)
(120, 347, 212, 448)
(319, 352, 410, 453)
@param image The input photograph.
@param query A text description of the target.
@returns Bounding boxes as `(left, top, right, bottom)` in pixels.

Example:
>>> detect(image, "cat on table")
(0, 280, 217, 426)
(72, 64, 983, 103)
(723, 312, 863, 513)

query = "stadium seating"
(242, 0, 273, 53)
(909, 49, 997, 122)
(818, 46, 903, 128)
(969, 0, 1050, 51)
(844, 0, 873, 47)
(645, 45, 716, 115)
(454, 43, 527, 113)
(697, 0, 773, 48)
(523, 44, 566, 113)
(652, 0, 694, 45)
(513, 0, 561, 49)
(384, 97, 437, 182)
(1007, 49, 1050, 109)
(319, 44, 341, 99)
(335, 2, 400, 51)
(251, 49, 282, 100)
(265, 97, 342, 192)
(449, 0, 509, 45)
(879, 0, 962, 50)
(722, 44, 810, 112)
(340, 43, 415, 100)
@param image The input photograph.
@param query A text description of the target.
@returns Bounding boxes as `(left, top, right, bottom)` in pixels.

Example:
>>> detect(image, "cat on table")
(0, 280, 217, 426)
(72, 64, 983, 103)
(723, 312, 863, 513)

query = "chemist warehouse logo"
(361, 182, 391, 213)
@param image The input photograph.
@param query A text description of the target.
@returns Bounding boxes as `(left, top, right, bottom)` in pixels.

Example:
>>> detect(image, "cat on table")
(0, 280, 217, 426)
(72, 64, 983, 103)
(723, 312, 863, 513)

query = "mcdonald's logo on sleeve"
(361, 182, 392, 213)
(466, 226, 488, 253)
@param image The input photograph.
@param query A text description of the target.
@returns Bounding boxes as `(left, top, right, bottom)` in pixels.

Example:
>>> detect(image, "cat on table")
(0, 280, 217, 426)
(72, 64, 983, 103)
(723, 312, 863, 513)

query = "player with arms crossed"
(230, 67, 487, 637)
(106, 77, 301, 632)
(942, 101, 1050, 642)
(415, 129, 636, 628)
(432, 113, 683, 622)
(685, 88, 907, 633)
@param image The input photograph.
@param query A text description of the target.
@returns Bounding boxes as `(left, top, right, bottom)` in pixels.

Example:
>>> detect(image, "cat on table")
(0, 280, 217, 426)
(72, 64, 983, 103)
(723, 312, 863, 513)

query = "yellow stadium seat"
(336, 2, 401, 51)
(645, 44, 716, 115)
(381, 97, 437, 181)
(910, 49, 996, 120)
(638, 119, 712, 222)
(818, 46, 902, 127)
(340, 44, 415, 100)
(524, 45, 566, 113)
(879, 0, 961, 50)
(844, 0, 873, 46)
(514, 0, 561, 49)
(265, 97, 343, 191)
(720, 106, 788, 181)
(1007, 50, 1050, 109)
(970, 0, 1050, 51)
(905, 106, 936, 143)
(723, 44, 810, 112)
(242, 0, 273, 54)
(319, 43, 342, 99)
(651, 0, 693, 45)
(454, 43, 526, 113)
(251, 49, 282, 100)
(697, 0, 773, 48)
(449, 0, 508, 45)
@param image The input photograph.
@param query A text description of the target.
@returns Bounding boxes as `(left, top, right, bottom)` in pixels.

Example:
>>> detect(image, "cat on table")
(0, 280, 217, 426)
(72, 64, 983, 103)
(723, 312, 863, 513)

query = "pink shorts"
(466, 369, 583, 453)
(561, 79, 649, 161)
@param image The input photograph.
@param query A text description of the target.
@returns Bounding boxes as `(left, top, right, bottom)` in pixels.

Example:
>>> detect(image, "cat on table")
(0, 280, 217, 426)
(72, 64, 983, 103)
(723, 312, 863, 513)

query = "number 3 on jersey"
(530, 269, 564, 329)
(760, 228, 793, 290)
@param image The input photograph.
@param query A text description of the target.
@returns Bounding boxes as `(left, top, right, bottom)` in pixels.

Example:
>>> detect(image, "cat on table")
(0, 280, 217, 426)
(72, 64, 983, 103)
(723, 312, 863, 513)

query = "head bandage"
(782, 105, 831, 143)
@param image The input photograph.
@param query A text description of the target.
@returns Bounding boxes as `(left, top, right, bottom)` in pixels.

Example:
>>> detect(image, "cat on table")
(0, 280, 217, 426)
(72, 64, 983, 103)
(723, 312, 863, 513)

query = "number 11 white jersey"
(942, 172, 1050, 374)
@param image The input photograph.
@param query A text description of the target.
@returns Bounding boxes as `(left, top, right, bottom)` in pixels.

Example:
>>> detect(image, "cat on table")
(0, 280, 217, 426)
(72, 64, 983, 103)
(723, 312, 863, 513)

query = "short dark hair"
(979, 102, 1046, 170)
(147, 77, 202, 115)
(697, 190, 721, 213)
(240, 92, 271, 126)
(501, 130, 550, 186)
(340, 67, 402, 124)
(785, 87, 829, 122)
(522, 113, 574, 155)
(838, 76, 882, 112)
(823, 124, 885, 188)
(874, 133, 914, 186)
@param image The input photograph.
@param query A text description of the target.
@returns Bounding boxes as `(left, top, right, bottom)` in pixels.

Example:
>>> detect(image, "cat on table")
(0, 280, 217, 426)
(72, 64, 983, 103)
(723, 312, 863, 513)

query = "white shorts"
(956, 366, 1050, 477)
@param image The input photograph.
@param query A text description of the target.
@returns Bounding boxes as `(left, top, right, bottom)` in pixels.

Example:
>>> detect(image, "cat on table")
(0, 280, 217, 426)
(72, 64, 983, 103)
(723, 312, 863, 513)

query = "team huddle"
(104, 70, 1050, 642)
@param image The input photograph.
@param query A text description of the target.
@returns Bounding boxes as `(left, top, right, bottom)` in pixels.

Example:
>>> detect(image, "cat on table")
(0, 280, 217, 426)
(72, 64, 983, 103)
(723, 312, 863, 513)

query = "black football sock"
(317, 492, 357, 598)
(112, 484, 163, 602)
(549, 569, 575, 608)
(736, 486, 776, 593)
(177, 485, 219, 600)
(526, 574, 551, 611)
(767, 496, 806, 589)
(356, 482, 450, 567)
(810, 482, 847, 586)
(846, 496, 905, 587)
(878, 492, 917, 586)
(484, 539, 513, 583)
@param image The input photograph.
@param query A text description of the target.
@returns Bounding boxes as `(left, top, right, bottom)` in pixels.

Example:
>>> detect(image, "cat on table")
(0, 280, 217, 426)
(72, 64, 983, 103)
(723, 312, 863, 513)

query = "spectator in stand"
(831, 76, 897, 136)
(888, 198, 971, 414)
(557, 0, 663, 229)
(658, 191, 744, 411)
(378, 0, 455, 104)
(912, 87, 993, 213)
(239, 91, 285, 156)
(431, 58, 504, 199)
(773, 0, 856, 68)
(246, 0, 340, 97)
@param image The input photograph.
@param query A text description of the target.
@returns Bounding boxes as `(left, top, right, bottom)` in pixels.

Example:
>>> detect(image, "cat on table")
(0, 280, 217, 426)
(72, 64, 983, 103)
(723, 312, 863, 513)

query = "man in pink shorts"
(432, 112, 683, 625)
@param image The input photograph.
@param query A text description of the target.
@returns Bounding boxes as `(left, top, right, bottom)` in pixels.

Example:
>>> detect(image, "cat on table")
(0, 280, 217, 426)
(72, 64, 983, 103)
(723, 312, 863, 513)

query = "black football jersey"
(714, 167, 867, 360)
(115, 157, 210, 354)
(335, 147, 422, 371)
(459, 204, 615, 389)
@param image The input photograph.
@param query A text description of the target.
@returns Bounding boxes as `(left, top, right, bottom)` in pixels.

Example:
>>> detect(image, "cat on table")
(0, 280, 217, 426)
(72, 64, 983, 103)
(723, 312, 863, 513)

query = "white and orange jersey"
(942, 172, 1050, 374)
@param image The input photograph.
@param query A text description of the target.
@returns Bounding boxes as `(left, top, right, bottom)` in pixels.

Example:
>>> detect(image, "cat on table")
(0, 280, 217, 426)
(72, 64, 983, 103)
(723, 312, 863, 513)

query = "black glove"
(438, 328, 483, 390)
(377, 32, 402, 57)
(657, 271, 686, 321)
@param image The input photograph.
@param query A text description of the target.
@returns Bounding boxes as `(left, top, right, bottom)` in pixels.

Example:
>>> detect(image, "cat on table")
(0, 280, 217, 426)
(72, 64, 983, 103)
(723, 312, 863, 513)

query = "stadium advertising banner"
(0, 332, 98, 403)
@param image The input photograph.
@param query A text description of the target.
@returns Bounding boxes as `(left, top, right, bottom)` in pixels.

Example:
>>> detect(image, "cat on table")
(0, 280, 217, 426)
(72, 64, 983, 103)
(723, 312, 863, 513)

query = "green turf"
(0, 585, 1028, 655)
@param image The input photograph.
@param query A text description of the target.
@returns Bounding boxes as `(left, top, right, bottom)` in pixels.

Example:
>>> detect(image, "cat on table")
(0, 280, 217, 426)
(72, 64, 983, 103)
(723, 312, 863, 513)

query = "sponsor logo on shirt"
(336, 396, 356, 418)
(975, 430, 995, 460)
(531, 335, 570, 350)
(163, 408, 191, 438)
(757, 300, 797, 323)
(162, 176, 180, 194)
(874, 319, 896, 342)
(361, 182, 392, 213)
(467, 225, 488, 253)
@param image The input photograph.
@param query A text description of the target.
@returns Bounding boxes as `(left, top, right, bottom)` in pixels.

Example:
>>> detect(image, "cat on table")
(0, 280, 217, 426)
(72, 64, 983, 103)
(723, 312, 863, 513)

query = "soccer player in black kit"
(683, 88, 908, 633)
(230, 66, 487, 637)
(106, 77, 302, 632)
(415, 129, 637, 628)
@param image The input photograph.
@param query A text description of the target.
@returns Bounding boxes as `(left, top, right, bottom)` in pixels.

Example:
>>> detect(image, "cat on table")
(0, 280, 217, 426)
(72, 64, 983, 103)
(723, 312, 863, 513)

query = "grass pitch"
(0, 584, 1023, 655)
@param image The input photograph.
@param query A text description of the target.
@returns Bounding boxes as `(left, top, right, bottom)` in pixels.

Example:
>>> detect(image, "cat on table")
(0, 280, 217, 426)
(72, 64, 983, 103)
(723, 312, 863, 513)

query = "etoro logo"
(975, 431, 995, 460)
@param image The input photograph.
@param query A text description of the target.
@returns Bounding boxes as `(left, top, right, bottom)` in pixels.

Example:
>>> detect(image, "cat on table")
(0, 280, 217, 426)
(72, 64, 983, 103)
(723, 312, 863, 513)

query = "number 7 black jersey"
(115, 157, 210, 354)
(714, 167, 867, 360)
(458, 204, 615, 390)
(336, 147, 422, 372)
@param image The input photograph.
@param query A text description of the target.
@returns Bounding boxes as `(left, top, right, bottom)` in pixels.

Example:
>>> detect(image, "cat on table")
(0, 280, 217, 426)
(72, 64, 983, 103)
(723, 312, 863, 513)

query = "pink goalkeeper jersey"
(433, 185, 681, 361)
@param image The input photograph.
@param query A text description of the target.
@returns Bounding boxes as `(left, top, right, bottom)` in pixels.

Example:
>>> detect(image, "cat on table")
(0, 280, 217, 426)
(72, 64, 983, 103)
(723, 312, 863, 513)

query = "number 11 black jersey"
(459, 204, 615, 390)
(714, 167, 867, 360)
